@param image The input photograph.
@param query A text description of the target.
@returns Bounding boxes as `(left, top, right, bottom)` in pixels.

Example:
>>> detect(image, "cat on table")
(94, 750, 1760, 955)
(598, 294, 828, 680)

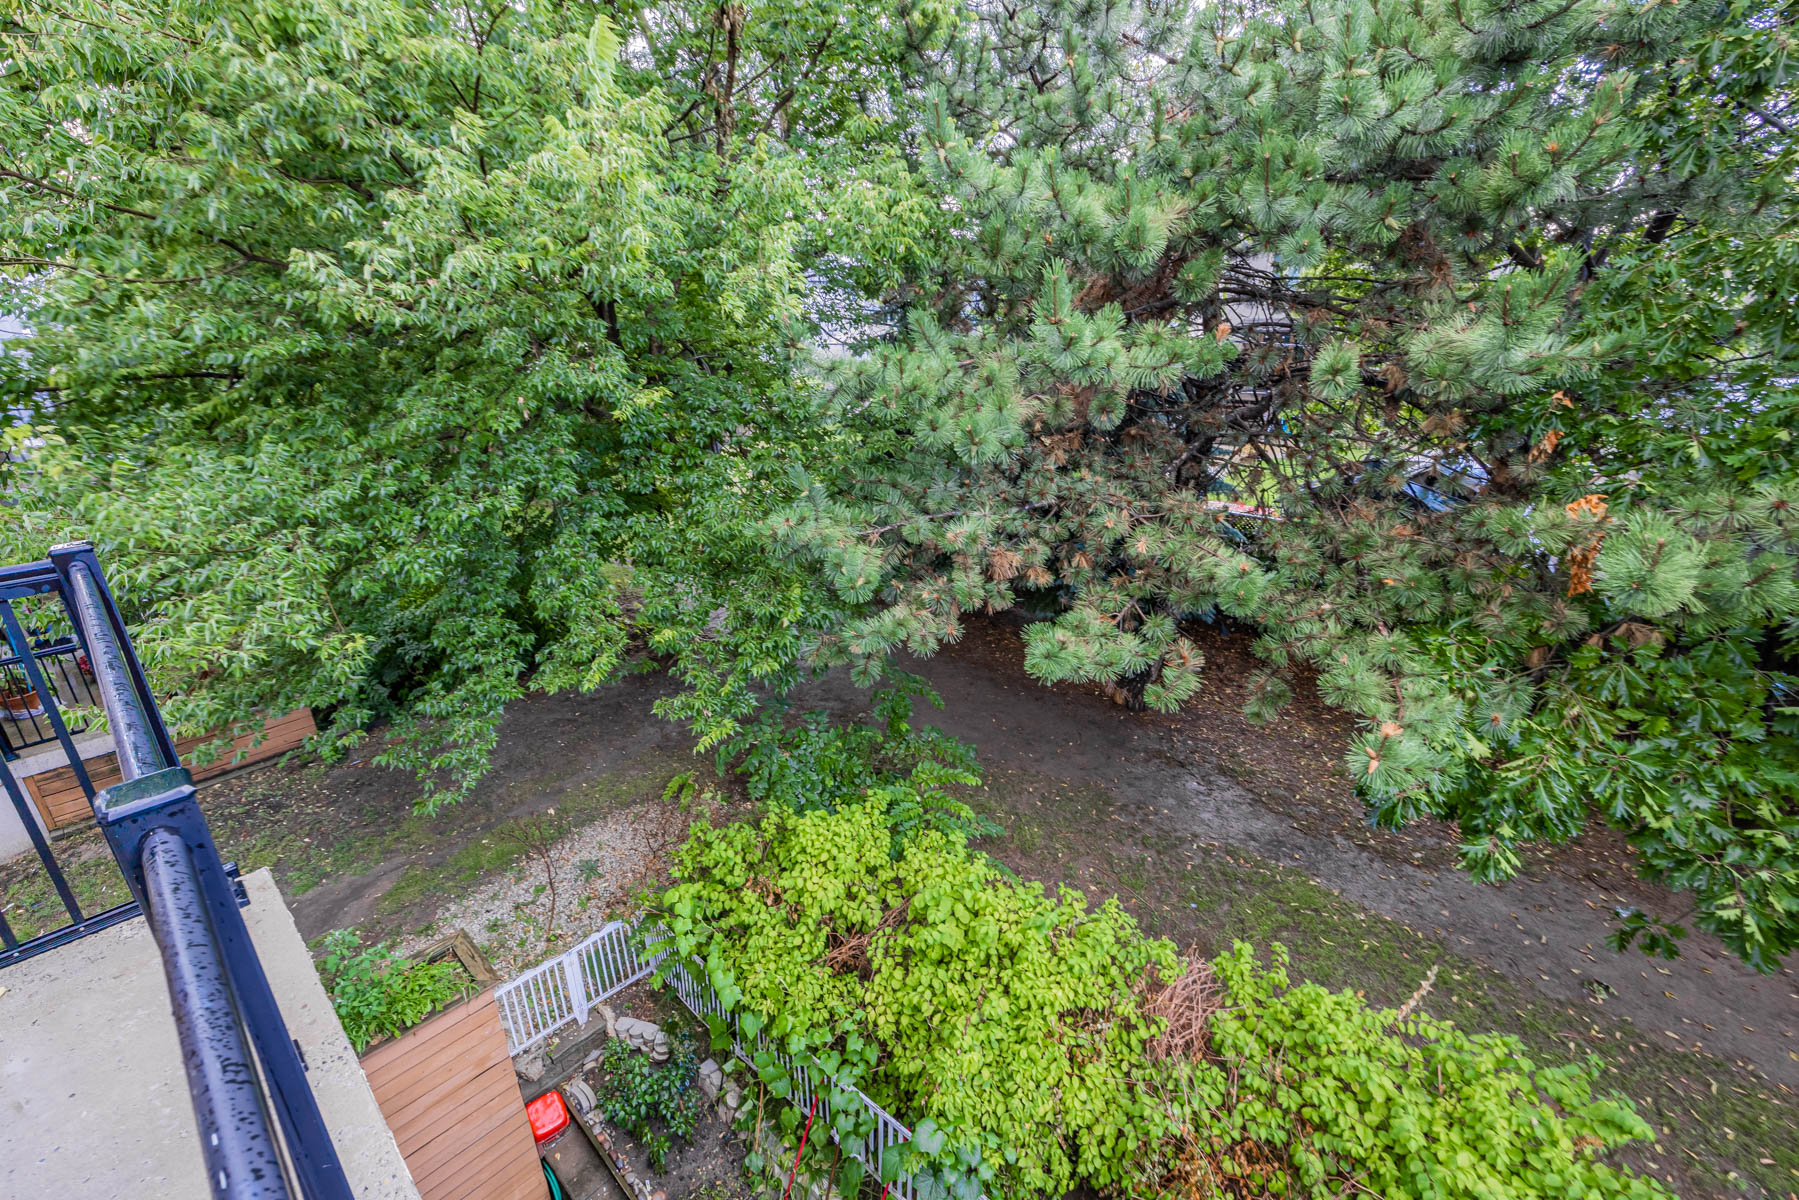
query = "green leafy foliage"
(0, 0, 935, 804)
(4, 0, 1795, 971)
(1607, 908, 1689, 962)
(1148, 945, 1672, 1200)
(717, 676, 995, 844)
(662, 794, 1176, 1194)
(317, 930, 467, 1052)
(594, 1036, 705, 1171)
(658, 797, 1668, 1198)
(1374, 625, 1799, 970)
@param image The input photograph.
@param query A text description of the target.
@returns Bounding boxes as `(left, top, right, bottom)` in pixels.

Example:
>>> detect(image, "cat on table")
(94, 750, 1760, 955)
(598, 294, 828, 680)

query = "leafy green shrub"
(1378, 625, 1799, 971)
(659, 799, 1671, 1199)
(662, 794, 1182, 1195)
(718, 676, 995, 846)
(318, 930, 467, 1052)
(595, 1036, 705, 1170)
(1150, 944, 1671, 1200)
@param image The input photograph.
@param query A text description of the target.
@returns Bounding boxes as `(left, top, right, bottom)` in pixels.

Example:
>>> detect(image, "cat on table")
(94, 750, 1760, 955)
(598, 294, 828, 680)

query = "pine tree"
(779, 0, 1799, 967)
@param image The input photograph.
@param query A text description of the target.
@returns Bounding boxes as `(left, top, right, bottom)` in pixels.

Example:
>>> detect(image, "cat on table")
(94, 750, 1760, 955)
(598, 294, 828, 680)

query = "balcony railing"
(0, 543, 352, 1200)
(2, 636, 99, 757)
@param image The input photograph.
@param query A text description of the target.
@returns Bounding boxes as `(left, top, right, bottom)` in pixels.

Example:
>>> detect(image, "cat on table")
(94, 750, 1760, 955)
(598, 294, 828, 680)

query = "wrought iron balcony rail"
(1, 636, 98, 757)
(0, 543, 352, 1200)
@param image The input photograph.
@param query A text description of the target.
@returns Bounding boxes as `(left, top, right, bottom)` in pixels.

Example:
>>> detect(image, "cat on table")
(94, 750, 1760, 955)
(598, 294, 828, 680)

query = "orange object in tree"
(526, 1091, 570, 1144)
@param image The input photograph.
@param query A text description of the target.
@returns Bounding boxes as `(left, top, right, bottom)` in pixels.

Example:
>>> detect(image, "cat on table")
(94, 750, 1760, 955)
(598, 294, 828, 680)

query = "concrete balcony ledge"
(0, 868, 420, 1199)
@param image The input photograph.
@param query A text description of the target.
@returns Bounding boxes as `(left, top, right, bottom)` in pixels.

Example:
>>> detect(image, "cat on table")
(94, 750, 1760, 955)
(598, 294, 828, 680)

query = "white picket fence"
(494, 920, 657, 1049)
(494, 919, 924, 1199)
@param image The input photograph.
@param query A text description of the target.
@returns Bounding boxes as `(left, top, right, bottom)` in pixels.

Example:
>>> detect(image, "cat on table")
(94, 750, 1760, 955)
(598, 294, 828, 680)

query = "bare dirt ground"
(201, 678, 725, 949)
(860, 617, 1798, 1092)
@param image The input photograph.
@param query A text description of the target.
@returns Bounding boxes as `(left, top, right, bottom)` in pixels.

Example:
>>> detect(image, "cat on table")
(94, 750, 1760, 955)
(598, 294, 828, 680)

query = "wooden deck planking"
(362, 988, 544, 1200)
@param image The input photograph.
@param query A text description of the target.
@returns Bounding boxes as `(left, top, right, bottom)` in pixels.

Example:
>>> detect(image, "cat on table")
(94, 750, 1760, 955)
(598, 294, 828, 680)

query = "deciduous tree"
(0, 0, 932, 801)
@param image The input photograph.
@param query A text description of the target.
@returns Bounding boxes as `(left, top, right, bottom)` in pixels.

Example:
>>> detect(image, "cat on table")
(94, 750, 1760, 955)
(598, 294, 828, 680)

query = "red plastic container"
(526, 1090, 570, 1144)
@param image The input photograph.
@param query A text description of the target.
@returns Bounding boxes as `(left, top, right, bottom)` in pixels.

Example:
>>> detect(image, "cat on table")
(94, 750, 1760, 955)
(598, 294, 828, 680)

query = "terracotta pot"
(2, 689, 43, 719)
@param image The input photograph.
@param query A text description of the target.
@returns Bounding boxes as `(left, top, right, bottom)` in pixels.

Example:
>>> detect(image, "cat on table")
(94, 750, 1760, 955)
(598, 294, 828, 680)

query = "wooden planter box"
(21, 707, 316, 832)
(360, 933, 546, 1200)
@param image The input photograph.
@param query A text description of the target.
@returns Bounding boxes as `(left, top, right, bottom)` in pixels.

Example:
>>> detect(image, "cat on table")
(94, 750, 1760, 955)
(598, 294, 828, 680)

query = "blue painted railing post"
(46, 543, 355, 1200)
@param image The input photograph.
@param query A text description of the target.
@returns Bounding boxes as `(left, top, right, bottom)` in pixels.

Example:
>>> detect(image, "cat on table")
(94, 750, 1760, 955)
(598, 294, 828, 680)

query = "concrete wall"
(0, 868, 421, 1199)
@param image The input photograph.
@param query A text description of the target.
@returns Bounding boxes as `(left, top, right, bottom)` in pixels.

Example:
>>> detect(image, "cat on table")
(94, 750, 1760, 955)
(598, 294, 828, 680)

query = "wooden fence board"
(406, 1092, 529, 1191)
(361, 983, 491, 1069)
(362, 1012, 497, 1102)
(19, 707, 315, 832)
(438, 1124, 548, 1200)
(383, 1059, 519, 1147)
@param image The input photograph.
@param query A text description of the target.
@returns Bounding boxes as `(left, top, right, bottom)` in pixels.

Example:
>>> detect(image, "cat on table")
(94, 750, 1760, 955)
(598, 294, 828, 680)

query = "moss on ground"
(376, 837, 522, 915)
(2, 747, 688, 947)
(223, 745, 686, 901)
(366, 752, 689, 923)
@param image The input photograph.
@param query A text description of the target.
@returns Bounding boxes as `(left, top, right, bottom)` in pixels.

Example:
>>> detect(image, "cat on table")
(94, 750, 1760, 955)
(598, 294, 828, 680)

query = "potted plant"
(1, 685, 43, 719)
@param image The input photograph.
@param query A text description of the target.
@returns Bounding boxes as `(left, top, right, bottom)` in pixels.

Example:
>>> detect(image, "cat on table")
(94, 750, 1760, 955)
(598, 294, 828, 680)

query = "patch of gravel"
(401, 802, 687, 976)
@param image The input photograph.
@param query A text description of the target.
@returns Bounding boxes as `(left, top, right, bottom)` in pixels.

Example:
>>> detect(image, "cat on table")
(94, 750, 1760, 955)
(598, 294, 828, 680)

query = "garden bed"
(534, 977, 753, 1200)
(355, 932, 544, 1200)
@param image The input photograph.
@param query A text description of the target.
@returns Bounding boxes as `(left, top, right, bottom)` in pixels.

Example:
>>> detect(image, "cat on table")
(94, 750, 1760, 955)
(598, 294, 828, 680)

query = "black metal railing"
(1, 636, 98, 757)
(0, 543, 352, 1200)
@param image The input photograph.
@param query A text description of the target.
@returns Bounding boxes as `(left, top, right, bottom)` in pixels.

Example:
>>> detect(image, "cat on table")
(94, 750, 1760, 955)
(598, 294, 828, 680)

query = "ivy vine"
(656, 793, 1673, 1199)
